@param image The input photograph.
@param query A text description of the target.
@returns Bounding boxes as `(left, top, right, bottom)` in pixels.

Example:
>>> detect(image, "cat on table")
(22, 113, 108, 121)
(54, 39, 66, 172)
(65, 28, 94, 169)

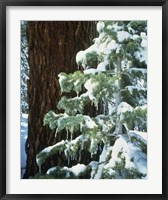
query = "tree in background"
(24, 21, 97, 178)
(35, 21, 147, 179)
(21, 21, 29, 113)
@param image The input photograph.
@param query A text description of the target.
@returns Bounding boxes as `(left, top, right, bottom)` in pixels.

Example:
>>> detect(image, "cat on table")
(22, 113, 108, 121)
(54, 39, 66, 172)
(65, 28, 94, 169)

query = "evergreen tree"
(35, 21, 147, 179)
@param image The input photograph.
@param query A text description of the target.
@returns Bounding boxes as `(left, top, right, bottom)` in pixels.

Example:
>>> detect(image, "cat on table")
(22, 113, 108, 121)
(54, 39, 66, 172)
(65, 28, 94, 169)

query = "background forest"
(21, 21, 147, 179)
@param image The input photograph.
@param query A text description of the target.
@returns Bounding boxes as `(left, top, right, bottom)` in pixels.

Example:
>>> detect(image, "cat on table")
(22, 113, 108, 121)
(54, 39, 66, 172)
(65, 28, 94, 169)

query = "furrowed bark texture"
(24, 21, 97, 178)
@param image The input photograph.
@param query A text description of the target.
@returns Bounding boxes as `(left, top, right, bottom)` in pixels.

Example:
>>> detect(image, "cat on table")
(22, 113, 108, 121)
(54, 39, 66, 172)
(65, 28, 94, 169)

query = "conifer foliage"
(35, 21, 147, 179)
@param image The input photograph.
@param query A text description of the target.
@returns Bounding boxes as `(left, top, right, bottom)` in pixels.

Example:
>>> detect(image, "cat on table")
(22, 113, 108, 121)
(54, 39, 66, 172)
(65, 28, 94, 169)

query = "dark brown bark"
(24, 21, 97, 178)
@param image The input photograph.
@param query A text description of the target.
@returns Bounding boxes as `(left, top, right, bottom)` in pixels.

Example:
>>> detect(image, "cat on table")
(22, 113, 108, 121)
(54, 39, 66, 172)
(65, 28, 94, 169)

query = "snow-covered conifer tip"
(96, 21, 105, 33)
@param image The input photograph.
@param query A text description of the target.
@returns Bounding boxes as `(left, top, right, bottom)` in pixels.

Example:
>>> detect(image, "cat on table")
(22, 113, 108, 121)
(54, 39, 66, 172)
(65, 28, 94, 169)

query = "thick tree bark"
(24, 21, 97, 178)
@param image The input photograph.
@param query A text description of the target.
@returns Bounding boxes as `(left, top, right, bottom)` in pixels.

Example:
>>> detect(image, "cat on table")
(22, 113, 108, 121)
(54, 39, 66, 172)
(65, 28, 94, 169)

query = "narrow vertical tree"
(24, 21, 97, 178)
(35, 20, 147, 179)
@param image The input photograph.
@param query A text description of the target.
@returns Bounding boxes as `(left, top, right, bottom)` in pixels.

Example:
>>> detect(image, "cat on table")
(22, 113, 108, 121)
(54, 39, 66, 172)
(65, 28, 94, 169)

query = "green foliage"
(57, 96, 90, 115)
(36, 20, 147, 179)
(56, 114, 84, 134)
(30, 169, 77, 179)
(131, 136, 147, 154)
(47, 167, 77, 179)
(128, 21, 147, 35)
(134, 106, 147, 131)
(43, 111, 64, 130)
(29, 173, 55, 179)
(120, 106, 147, 131)
(90, 73, 117, 103)
(59, 71, 91, 95)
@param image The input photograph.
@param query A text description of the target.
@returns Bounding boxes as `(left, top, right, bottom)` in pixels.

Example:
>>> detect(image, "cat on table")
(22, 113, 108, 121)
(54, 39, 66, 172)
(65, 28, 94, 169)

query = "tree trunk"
(115, 59, 123, 135)
(24, 21, 97, 178)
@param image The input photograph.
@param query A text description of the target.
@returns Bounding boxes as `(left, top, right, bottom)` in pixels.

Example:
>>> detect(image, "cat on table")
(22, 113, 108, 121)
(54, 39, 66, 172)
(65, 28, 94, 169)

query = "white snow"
(84, 115, 97, 129)
(58, 73, 67, 84)
(117, 102, 133, 115)
(140, 32, 147, 48)
(142, 174, 148, 179)
(135, 104, 147, 111)
(117, 31, 131, 42)
(88, 161, 98, 178)
(126, 85, 147, 94)
(134, 49, 147, 64)
(128, 67, 147, 75)
(130, 130, 147, 142)
(141, 39, 147, 48)
(111, 23, 124, 31)
(105, 136, 127, 169)
(86, 44, 98, 52)
(94, 37, 100, 46)
(84, 68, 98, 75)
(140, 32, 147, 38)
(84, 79, 98, 101)
(74, 79, 80, 86)
(94, 144, 112, 179)
(64, 164, 87, 176)
(46, 167, 57, 174)
(132, 34, 139, 40)
(41, 146, 54, 153)
(116, 45, 122, 54)
(97, 60, 109, 71)
(98, 39, 110, 54)
(127, 26, 135, 34)
(76, 50, 85, 65)
(22, 113, 28, 118)
(121, 60, 132, 70)
(21, 122, 28, 127)
(76, 44, 97, 69)
(106, 25, 112, 30)
(97, 21, 105, 33)
(21, 113, 28, 178)
(40, 140, 66, 155)
(104, 135, 147, 175)
(71, 134, 83, 144)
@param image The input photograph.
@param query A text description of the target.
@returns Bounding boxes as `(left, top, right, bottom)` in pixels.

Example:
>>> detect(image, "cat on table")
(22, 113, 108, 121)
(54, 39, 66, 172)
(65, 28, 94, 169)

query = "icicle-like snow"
(64, 149, 68, 158)
(66, 130, 69, 140)
(55, 128, 58, 138)
(81, 140, 84, 151)
(79, 149, 82, 162)
(80, 122, 83, 132)
(68, 157, 70, 166)
(39, 165, 41, 173)
(71, 132, 73, 141)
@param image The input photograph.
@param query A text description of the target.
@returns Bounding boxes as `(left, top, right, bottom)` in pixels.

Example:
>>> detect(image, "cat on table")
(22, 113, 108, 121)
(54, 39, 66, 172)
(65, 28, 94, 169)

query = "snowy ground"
(21, 113, 28, 178)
